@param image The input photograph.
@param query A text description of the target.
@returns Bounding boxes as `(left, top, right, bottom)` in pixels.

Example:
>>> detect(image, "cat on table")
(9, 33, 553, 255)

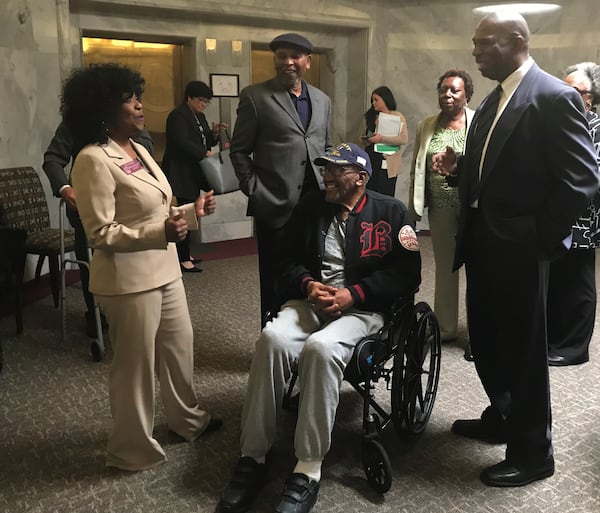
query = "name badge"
(120, 159, 144, 175)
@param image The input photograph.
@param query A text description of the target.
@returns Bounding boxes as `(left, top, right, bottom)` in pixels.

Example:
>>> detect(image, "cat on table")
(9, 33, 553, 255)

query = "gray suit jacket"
(230, 78, 331, 228)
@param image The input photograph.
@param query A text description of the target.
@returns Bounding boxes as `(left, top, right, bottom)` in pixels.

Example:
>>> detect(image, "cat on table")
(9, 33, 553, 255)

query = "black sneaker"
(275, 473, 319, 513)
(216, 457, 267, 513)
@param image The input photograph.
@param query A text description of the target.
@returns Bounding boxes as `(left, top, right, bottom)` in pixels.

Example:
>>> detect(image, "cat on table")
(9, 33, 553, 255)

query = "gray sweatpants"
(240, 299, 384, 462)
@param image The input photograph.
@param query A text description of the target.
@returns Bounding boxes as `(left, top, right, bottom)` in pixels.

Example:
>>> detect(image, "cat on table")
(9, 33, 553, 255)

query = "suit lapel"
(269, 79, 304, 131)
(181, 104, 205, 138)
(131, 140, 172, 194)
(306, 83, 323, 133)
(479, 66, 538, 186)
(103, 138, 170, 198)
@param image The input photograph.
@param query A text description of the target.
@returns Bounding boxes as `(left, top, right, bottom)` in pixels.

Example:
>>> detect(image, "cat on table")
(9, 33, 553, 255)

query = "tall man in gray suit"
(230, 32, 331, 322)
(433, 11, 599, 487)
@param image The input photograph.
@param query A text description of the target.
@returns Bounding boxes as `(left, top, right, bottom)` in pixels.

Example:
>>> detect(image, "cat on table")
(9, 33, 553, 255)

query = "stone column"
(55, 0, 72, 81)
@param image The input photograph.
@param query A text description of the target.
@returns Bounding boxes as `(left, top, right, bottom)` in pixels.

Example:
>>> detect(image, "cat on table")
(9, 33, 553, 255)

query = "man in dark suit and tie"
(230, 33, 331, 323)
(433, 10, 599, 487)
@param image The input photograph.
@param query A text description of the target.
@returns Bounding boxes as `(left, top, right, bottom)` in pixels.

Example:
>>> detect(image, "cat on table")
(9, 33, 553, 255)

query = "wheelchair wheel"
(362, 438, 392, 493)
(402, 302, 441, 435)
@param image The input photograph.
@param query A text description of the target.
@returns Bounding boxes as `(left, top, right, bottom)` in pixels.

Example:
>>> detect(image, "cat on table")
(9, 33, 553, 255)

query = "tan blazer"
(71, 138, 195, 296)
(409, 108, 475, 219)
(378, 110, 408, 178)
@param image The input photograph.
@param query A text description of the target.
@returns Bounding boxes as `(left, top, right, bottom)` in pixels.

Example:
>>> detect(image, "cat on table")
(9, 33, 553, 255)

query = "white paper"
(377, 112, 402, 137)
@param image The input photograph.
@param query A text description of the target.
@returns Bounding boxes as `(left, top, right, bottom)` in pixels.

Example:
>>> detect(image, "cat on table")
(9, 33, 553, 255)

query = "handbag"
(199, 130, 240, 195)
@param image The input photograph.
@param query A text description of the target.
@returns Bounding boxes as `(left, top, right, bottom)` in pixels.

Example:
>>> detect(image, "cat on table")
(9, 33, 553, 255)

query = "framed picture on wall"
(210, 73, 239, 97)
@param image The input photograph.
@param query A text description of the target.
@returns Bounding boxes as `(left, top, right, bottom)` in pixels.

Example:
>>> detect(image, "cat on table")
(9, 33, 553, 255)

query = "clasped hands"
(165, 190, 217, 242)
(307, 280, 354, 319)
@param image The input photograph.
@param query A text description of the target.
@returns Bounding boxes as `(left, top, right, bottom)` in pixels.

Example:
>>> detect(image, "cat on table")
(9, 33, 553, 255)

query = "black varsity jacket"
(279, 189, 422, 313)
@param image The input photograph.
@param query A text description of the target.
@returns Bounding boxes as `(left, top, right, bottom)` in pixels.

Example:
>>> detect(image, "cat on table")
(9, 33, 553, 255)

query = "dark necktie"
(468, 85, 502, 204)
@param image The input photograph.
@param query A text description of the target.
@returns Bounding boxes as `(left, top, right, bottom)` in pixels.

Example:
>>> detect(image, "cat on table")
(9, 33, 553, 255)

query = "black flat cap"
(269, 33, 313, 54)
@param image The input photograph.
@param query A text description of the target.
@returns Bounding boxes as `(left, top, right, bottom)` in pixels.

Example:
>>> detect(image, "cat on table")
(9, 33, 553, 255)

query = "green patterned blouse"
(425, 124, 467, 209)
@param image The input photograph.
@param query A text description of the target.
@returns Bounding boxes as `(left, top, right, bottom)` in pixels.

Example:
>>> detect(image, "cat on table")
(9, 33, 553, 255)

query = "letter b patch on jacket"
(360, 221, 392, 257)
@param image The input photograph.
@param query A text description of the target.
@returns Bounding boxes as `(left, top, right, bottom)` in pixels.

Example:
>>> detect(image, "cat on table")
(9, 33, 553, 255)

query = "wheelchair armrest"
(389, 286, 419, 313)
(389, 293, 416, 323)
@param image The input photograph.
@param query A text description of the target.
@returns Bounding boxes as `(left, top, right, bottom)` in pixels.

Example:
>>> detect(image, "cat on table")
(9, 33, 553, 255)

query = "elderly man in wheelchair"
(217, 143, 422, 513)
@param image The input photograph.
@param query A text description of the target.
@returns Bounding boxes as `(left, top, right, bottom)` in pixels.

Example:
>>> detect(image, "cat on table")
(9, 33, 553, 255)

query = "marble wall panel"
(2, 0, 600, 241)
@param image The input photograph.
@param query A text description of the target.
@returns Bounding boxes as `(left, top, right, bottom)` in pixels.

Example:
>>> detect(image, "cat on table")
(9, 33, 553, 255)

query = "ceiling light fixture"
(473, 3, 562, 15)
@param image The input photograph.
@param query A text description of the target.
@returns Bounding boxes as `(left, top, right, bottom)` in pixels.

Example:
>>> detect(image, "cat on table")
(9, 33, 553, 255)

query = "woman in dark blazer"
(162, 81, 227, 272)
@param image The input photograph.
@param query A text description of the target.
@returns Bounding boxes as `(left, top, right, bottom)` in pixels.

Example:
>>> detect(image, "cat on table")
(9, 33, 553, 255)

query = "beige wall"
(2, 0, 600, 241)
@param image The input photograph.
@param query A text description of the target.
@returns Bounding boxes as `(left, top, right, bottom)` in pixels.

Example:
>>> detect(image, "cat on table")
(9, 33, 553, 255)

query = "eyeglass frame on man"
(573, 87, 593, 97)
(319, 164, 363, 177)
(194, 97, 211, 105)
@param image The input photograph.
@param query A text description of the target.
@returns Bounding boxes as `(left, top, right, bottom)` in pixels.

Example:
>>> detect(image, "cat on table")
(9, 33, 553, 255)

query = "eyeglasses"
(121, 94, 141, 104)
(574, 87, 593, 97)
(319, 165, 360, 177)
(196, 97, 211, 104)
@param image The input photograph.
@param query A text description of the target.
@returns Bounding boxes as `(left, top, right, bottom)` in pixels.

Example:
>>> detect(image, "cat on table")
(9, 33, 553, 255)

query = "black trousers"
(255, 220, 287, 325)
(365, 150, 397, 197)
(66, 206, 95, 313)
(464, 209, 552, 463)
(254, 162, 320, 324)
(175, 196, 195, 263)
(547, 248, 596, 361)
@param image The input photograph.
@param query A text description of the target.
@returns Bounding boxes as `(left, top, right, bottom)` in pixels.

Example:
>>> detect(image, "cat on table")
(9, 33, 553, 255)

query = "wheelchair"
(283, 296, 441, 493)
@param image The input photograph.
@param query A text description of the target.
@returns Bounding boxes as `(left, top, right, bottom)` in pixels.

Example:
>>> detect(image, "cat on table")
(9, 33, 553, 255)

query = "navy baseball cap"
(269, 33, 313, 54)
(314, 143, 373, 175)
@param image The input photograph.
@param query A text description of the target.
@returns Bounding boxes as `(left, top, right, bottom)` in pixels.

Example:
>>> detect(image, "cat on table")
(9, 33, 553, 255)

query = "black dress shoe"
(480, 456, 555, 487)
(191, 257, 203, 264)
(275, 473, 319, 513)
(463, 343, 474, 362)
(180, 264, 203, 273)
(548, 354, 589, 366)
(451, 418, 506, 444)
(216, 457, 267, 513)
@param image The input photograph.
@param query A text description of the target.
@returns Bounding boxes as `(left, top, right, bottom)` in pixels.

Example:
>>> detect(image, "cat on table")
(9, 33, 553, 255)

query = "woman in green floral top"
(409, 69, 474, 354)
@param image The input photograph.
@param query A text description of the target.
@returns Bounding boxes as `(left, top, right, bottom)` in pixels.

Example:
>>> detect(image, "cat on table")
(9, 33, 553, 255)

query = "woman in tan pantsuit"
(63, 63, 220, 471)
(409, 69, 474, 352)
